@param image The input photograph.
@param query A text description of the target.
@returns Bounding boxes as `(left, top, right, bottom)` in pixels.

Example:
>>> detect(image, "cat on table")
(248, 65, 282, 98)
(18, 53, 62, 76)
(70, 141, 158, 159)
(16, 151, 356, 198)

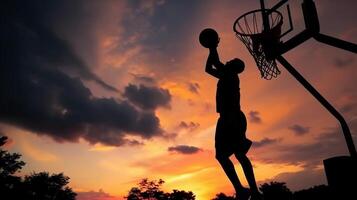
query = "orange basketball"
(199, 28, 219, 48)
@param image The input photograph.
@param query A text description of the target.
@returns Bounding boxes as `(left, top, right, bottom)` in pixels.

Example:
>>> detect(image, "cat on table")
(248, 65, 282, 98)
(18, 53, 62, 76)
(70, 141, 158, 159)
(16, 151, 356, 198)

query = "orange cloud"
(21, 140, 59, 163)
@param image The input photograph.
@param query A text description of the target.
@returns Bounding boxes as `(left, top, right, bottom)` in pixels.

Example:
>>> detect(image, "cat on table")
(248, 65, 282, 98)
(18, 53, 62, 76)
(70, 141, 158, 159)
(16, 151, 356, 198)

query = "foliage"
(0, 136, 76, 200)
(126, 178, 195, 200)
(211, 192, 235, 200)
(260, 181, 293, 200)
(23, 172, 76, 200)
(0, 136, 26, 199)
(168, 189, 195, 200)
(212, 182, 333, 200)
(293, 185, 331, 200)
(0, 136, 26, 177)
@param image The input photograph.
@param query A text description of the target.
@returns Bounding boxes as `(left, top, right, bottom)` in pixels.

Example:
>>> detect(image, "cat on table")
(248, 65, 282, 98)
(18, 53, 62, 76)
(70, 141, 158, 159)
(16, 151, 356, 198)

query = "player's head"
(226, 58, 245, 74)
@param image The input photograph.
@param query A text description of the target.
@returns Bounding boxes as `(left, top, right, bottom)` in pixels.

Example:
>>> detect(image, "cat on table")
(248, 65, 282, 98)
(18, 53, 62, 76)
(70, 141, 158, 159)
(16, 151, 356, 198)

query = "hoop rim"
(233, 9, 283, 37)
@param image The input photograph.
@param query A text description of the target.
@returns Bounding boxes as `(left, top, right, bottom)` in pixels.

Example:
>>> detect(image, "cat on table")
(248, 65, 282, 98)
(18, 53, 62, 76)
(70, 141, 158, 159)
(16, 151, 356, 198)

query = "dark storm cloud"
(248, 111, 262, 123)
(168, 145, 202, 154)
(123, 84, 172, 110)
(187, 82, 200, 94)
(178, 121, 200, 132)
(2, 0, 117, 92)
(0, 66, 163, 146)
(253, 138, 281, 148)
(288, 124, 310, 136)
(0, 0, 165, 146)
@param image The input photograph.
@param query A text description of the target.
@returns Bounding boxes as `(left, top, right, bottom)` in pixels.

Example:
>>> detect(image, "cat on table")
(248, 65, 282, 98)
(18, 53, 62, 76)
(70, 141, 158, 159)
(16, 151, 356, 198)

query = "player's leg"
(215, 116, 250, 199)
(235, 153, 262, 199)
(215, 153, 250, 199)
(234, 111, 260, 193)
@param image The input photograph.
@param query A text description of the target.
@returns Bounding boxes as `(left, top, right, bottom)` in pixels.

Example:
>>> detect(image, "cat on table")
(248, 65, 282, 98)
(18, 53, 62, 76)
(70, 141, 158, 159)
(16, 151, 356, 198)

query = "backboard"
(259, 0, 306, 43)
(233, 0, 357, 158)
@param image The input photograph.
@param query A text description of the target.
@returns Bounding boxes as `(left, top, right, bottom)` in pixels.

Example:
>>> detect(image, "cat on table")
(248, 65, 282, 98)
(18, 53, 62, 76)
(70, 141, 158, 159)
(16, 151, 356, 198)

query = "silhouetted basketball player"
(200, 28, 261, 200)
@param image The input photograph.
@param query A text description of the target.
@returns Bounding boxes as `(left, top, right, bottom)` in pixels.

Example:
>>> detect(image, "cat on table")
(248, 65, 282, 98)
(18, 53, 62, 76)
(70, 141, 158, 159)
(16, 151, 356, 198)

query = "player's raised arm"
(199, 28, 224, 79)
(205, 47, 224, 78)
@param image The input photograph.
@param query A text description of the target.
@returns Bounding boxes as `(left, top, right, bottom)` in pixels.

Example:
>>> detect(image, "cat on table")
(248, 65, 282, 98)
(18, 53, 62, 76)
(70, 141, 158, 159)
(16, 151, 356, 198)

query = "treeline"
(126, 179, 332, 200)
(0, 136, 76, 200)
(212, 182, 332, 200)
(1, 136, 333, 200)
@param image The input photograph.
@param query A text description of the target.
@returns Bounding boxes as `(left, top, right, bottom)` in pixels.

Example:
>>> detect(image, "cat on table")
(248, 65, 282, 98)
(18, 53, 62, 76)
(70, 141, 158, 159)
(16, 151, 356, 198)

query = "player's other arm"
(205, 47, 224, 78)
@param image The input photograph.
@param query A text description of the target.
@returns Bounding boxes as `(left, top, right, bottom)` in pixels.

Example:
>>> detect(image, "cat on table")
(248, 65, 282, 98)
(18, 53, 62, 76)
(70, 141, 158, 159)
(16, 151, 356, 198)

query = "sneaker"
(236, 187, 251, 200)
(250, 192, 263, 200)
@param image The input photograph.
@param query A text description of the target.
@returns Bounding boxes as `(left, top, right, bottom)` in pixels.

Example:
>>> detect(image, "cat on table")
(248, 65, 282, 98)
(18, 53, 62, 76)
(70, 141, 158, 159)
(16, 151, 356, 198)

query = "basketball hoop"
(234, 9, 283, 80)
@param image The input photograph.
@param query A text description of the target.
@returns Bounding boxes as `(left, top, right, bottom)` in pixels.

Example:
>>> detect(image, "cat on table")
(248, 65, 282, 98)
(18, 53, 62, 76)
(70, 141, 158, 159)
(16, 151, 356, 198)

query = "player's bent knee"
(215, 154, 229, 163)
(235, 153, 248, 162)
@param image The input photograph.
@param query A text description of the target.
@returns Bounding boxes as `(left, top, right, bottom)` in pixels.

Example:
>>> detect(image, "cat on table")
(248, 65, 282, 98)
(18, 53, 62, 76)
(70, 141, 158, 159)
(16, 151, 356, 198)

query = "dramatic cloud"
(340, 102, 357, 113)
(263, 168, 326, 191)
(178, 121, 200, 132)
(3, 0, 118, 92)
(187, 82, 200, 94)
(0, 67, 163, 146)
(334, 56, 355, 68)
(168, 145, 202, 154)
(131, 74, 156, 85)
(288, 124, 310, 136)
(339, 92, 357, 114)
(253, 138, 281, 148)
(0, 0, 165, 147)
(124, 84, 172, 110)
(77, 190, 118, 200)
(248, 111, 262, 124)
(114, 0, 202, 76)
(269, 125, 356, 167)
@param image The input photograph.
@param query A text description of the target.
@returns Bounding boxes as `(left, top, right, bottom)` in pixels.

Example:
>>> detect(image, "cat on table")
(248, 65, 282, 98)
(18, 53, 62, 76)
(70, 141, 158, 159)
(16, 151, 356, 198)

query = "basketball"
(199, 28, 219, 48)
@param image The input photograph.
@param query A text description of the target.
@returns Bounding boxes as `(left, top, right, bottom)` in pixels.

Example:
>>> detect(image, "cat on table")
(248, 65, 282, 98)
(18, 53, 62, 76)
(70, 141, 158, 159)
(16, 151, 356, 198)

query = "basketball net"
(234, 9, 283, 80)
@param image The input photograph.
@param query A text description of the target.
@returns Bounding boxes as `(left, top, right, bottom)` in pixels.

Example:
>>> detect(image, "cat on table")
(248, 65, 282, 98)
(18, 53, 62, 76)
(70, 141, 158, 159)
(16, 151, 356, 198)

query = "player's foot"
(236, 187, 251, 200)
(250, 192, 263, 200)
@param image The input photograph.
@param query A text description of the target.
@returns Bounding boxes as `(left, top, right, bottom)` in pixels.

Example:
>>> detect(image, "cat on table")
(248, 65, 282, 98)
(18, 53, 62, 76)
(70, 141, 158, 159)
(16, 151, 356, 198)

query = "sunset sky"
(1, 0, 357, 199)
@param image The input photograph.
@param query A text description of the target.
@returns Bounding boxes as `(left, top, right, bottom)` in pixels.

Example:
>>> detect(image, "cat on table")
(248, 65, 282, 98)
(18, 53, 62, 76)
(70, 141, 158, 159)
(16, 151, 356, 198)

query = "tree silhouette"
(211, 192, 235, 200)
(259, 182, 293, 200)
(293, 185, 332, 200)
(126, 178, 195, 200)
(0, 136, 25, 199)
(0, 136, 76, 200)
(169, 189, 195, 200)
(0, 136, 26, 176)
(126, 178, 168, 200)
(23, 172, 76, 200)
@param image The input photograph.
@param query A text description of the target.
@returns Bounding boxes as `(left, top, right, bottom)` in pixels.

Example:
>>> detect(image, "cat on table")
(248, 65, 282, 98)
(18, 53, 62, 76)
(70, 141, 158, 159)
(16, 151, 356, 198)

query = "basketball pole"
(276, 0, 357, 157)
(276, 55, 357, 158)
(260, 0, 270, 31)
(314, 33, 357, 54)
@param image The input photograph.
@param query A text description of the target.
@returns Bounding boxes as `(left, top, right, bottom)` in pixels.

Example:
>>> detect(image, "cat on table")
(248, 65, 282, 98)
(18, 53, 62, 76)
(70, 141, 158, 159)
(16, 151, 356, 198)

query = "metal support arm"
(314, 33, 357, 54)
(276, 55, 357, 158)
